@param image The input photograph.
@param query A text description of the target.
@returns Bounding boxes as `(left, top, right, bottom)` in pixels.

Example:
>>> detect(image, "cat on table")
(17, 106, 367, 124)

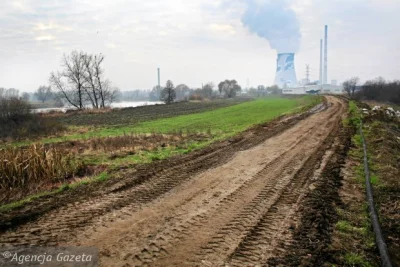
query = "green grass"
(336, 220, 367, 235)
(25, 96, 318, 146)
(343, 101, 362, 127)
(133, 97, 309, 135)
(344, 252, 373, 267)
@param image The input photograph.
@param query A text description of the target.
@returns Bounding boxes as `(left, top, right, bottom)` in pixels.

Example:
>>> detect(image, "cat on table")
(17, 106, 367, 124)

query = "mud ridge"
(266, 121, 352, 266)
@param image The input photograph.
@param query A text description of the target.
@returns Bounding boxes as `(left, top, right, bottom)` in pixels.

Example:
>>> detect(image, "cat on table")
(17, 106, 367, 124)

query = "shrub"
(0, 98, 64, 140)
(0, 97, 31, 123)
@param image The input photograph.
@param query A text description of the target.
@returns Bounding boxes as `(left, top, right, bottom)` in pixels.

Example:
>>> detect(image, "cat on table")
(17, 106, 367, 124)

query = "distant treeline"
(357, 78, 400, 105)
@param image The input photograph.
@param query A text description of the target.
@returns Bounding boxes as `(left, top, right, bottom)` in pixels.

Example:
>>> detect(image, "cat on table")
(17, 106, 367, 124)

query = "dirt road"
(0, 96, 347, 266)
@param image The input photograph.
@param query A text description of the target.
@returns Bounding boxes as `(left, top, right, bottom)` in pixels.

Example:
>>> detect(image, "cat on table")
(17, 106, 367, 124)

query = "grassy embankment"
(331, 101, 400, 266)
(1, 96, 321, 211)
(359, 111, 400, 265)
(330, 101, 378, 266)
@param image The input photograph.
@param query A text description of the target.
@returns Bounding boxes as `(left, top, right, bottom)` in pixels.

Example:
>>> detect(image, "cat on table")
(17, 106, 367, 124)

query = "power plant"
(274, 53, 298, 88)
(281, 25, 343, 95)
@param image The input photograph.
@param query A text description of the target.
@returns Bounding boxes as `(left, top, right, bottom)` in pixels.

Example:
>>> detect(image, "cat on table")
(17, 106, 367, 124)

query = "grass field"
(23, 96, 318, 146)
(55, 98, 249, 126)
(134, 97, 315, 135)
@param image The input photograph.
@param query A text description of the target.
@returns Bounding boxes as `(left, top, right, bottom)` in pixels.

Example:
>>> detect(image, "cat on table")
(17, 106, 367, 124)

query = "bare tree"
(50, 51, 116, 109)
(92, 55, 110, 108)
(101, 80, 121, 107)
(218, 80, 241, 98)
(202, 82, 214, 99)
(175, 84, 190, 101)
(34, 85, 52, 103)
(0, 88, 19, 99)
(82, 54, 100, 108)
(161, 80, 176, 104)
(266, 85, 281, 95)
(218, 81, 228, 95)
(21, 92, 30, 102)
(257, 85, 266, 96)
(343, 77, 359, 97)
(49, 51, 86, 109)
(50, 72, 79, 109)
(150, 85, 163, 101)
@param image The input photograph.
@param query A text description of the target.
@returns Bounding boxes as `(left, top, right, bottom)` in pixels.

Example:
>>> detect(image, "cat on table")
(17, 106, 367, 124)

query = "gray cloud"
(241, 0, 301, 53)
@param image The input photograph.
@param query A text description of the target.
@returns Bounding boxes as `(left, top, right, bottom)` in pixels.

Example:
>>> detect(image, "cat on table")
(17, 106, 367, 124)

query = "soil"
(267, 113, 353, 266)
(0, 96, 348, 266)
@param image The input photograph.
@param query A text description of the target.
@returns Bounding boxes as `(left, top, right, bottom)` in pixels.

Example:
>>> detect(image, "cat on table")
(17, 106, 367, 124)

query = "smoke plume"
(241, 0, 301, 53)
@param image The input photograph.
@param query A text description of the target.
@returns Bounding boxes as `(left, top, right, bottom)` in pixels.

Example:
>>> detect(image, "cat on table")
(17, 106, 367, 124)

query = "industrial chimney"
(274, 53, 297, 88)
(319, 39, 323, 85)
(323, 25, 328, 84)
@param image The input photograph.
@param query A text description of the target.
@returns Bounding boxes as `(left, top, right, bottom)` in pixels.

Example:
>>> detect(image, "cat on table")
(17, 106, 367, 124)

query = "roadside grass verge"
(329, 101, 379, 266)
(362, 119, 400, 265)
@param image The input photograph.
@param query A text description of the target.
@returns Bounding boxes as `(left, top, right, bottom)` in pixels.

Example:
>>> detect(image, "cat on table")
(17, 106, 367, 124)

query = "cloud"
(33, 22, 72, 32)
(209, 23, 236, 35)
(35, 35, 56, 41)
(241, 0, 301, 53)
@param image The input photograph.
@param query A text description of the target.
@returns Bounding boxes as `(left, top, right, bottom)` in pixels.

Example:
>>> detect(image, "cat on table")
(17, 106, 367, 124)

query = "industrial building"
(281, 25, 344, 95)
(282, 84, 344, 95)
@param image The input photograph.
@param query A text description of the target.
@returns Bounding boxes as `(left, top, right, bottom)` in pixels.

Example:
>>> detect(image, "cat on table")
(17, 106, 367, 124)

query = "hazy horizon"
(1, 0, 399, 92)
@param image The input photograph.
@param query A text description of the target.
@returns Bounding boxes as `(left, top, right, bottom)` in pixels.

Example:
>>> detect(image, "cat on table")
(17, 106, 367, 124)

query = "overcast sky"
(1, 0, 399, 92)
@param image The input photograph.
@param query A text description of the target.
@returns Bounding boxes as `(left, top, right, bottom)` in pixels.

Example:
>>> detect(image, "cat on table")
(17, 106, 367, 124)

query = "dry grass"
(0, 145, 85, 196)
(55, 131, 210, 154)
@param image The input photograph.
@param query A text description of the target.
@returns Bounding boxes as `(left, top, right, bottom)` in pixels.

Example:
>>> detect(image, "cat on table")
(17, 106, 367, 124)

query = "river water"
(33, 101, 164, 113)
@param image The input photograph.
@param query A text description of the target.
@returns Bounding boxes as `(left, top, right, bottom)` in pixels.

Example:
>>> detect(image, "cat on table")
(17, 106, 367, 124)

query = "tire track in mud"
(226, 134, 339, 267)
(149, 97, 345, 267)
(0, 102, 324, 247)
(120, 124, 323, 266)
(66, 97, 344, 267)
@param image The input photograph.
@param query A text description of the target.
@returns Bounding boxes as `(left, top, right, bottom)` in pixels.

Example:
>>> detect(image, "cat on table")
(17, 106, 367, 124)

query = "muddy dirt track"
(0, 96, 347, 267)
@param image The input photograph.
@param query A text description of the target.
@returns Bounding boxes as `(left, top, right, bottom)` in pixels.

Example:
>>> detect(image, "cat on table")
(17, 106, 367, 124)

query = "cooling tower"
(274, 53, 297, 88)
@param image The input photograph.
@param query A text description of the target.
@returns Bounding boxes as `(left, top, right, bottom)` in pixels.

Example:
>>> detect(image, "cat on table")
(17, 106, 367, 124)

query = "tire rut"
(0, 103, 320, 247)
(116, 98, 344, 267)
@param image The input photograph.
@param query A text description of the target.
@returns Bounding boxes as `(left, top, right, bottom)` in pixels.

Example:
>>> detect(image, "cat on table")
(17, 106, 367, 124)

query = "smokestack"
(319, 39, 323, 85)
(323, 25, 328, 84)
(274, 53, 297, 88)
(157, 68, 160, 87)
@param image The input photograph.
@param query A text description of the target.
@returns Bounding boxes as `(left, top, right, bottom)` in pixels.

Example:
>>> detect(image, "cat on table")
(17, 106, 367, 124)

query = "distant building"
(282, 84, 344, 95)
